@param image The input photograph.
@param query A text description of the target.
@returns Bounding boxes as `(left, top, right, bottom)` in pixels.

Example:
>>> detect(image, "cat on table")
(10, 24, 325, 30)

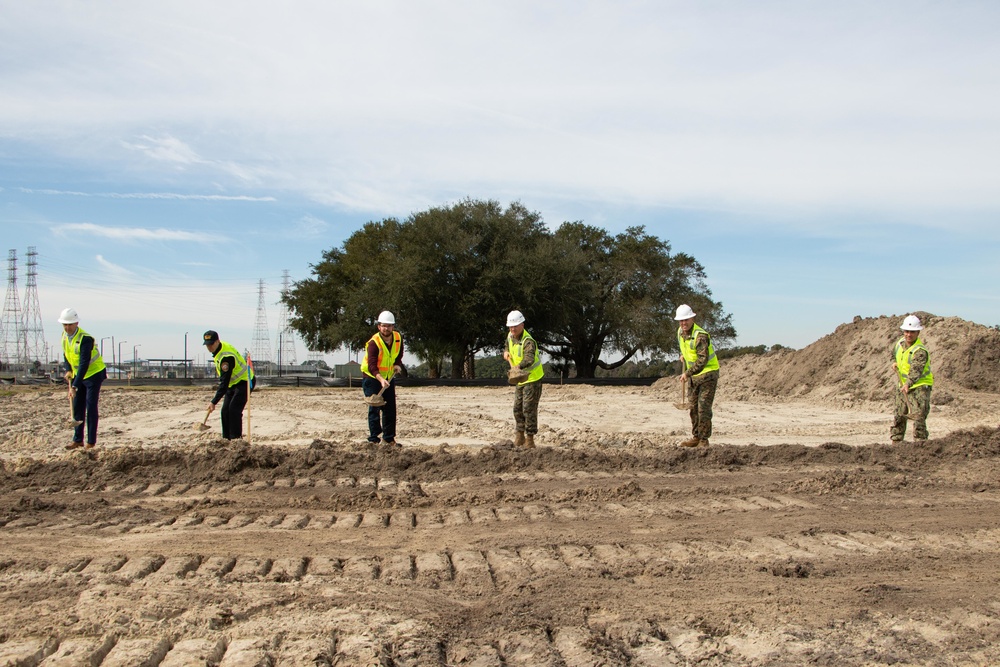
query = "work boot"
(679, 436, 700, 447)
(84, 443, 96, 450)
(698, 439, 710, 447)
(524, 434, 536, 449)
(65, 441, 84, 450)
(513, 431, 525, 447)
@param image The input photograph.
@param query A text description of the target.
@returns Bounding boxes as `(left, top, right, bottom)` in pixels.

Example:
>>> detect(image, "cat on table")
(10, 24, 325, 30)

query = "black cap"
(202, 330, 219, 346)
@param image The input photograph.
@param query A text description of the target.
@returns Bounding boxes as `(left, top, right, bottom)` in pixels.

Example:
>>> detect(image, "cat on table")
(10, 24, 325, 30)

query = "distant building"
(334, 361, 362, 379)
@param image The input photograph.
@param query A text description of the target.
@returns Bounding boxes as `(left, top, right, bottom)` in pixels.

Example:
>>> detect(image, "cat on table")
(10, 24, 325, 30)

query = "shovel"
(364, 384, 388, 407)
(67, 386, 83, 428)
(899, 382, 918, 421)
(193, 408, 212, 431)
(673, 380, 689, 410)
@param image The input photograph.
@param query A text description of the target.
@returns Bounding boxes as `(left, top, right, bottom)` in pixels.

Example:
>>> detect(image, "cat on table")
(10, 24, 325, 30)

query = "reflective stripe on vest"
(62, 327, 106, 379)
(361, 331, 401, 380)
(894, 337, 934, 388)
(213, 341, 249, 387)
(507, 330, 544, 385)
(677, 324, 719, 376)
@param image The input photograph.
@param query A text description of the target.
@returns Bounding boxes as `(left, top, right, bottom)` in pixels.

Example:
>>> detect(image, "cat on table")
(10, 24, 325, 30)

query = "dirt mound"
(659, 313, 1000, 404)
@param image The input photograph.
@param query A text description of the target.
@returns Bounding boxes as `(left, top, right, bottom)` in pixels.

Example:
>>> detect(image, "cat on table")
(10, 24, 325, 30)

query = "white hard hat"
(900, 315, 923, 331)
(673, 304, 696, 320)
(377, 310, 395, 325)
(57, 307, 79, 324)
(506, 310, 526, 326)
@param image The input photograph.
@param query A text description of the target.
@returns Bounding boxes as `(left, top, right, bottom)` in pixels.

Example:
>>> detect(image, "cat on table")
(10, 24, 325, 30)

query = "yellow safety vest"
(361, 331, 401, 380)
(62, 327, 106, 379)
(894, 337, 933, 388)
(213, 341, 250, 387)
(678, 324, 719, 376)
(507, 330, 544, 385)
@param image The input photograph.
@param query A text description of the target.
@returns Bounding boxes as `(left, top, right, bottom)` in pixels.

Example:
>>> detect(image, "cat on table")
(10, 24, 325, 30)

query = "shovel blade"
(365, 397, 386, 407)
(673, 403, 689, 410)
(193, 422, 211, 431)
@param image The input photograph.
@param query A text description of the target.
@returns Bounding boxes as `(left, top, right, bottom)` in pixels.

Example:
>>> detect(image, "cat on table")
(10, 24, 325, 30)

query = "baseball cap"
(202, 330, 220, 346)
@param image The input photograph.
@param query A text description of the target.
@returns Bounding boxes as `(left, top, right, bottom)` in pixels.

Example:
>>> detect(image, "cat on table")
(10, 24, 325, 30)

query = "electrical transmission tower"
(275, 269, 298, 371)
(0, 249, 27, 373)
(250, 279, 272, 372)
(22, 247, 46, 370)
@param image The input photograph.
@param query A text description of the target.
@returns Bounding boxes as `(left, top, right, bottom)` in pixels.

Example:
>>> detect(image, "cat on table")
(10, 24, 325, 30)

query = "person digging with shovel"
(59, 308, 107, 451)
(361, 311, 406, 447)
(675, 304, 719, 447)
(891, 314, 934, 442)
(504, 310, 544, 448)
(203, 330, 254, 440)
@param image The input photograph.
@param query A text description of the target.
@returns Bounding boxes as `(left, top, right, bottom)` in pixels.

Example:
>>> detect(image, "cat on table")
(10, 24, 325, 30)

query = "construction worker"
(59, 307, 107, 450)
(891, 314, 934, 442)
(203, 330, 254, 440)
(361, 311, 406, 447)
(675, 304, 720, 447)
(504, 310, 544, 448)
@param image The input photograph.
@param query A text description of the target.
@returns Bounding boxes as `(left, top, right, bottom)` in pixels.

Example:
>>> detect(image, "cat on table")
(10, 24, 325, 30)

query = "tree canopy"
(284, 198, 735, 378)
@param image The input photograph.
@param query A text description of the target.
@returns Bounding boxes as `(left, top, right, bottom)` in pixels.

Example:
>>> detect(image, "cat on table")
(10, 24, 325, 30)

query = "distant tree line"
(283, 198, 737, 379)
(405, 344, 792, 380)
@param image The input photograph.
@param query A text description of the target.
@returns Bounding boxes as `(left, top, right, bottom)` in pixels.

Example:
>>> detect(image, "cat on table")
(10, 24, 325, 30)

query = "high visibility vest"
(894, 337, 934, 388)
(361, 331, 401, 380)
(62, 327, 106, 379)
(678, 324, 719, 376)
(213, 341, 250, 387)
(507, 330, 544, 385)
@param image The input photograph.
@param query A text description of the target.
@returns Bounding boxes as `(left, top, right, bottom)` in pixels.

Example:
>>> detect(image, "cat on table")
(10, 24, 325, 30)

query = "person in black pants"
(203, 330, 253, 440)
(59, 307, 108, 450)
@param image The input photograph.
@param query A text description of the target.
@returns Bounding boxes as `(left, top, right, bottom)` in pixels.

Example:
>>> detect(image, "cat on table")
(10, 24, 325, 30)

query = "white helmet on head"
(57, 307, 79, 324)
(377, 310, 395, 325)
(506, 310, 526, 327)
(900, 314, 923, 331)
(673, 304, 696, 321)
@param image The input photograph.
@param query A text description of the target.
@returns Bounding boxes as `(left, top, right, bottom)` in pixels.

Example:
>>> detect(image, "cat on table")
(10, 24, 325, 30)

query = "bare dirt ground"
(1, 314, 1000, 666)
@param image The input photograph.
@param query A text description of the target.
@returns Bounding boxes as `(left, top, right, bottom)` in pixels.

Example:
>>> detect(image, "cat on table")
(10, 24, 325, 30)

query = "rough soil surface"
(1, 314, 999, 666)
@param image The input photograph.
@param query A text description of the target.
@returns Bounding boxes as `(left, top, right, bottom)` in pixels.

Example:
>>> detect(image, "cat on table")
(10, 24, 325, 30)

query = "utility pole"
(22, 247, 46, 373)
(0, 250, 24, 372)
(251, 279, 271, 375)
(276, 269, 298, 374)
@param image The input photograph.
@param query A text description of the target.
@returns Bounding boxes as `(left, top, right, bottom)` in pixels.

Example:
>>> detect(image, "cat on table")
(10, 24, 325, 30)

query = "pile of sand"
(654, 313, 1000, 407)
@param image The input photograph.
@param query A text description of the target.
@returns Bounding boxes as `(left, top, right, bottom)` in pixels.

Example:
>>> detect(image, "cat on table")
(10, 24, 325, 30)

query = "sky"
(1, 1, 998, 368)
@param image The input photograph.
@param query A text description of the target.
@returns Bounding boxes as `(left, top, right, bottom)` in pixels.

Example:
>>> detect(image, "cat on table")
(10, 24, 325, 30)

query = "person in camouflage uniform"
(675, 304, 720, 447)
(892, 314, 934, 442)
(503, 310, 544, 448)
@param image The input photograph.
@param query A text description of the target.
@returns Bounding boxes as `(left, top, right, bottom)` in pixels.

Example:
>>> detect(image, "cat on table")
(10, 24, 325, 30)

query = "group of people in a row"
(57, 306, 933, 450)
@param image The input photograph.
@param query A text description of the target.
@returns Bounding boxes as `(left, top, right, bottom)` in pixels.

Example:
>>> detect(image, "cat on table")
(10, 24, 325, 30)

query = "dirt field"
(1, 314, 1000, 666)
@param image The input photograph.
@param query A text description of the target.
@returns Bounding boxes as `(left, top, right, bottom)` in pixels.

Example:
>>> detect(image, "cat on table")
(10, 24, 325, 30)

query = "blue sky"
(2, 1, 998, 366)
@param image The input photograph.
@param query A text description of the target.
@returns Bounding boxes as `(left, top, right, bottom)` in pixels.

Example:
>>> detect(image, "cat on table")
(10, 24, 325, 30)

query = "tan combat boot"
(698, 438, 710, 447)
(680, 436, 701, 447)
(524, 434, 536, 448)
(514, 431, 525, 447)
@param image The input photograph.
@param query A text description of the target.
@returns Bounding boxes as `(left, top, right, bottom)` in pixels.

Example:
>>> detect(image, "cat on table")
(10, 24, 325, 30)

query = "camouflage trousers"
(892, 385, 931, 441)
(687, 371, 718, 440)
(514, 381, 543, 435)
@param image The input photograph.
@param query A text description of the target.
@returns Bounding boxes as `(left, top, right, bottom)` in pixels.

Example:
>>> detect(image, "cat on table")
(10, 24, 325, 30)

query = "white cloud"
(95, 254, 134, 276)
(294, 215, 329, 237)
(21, 188, 274, 202)
(53, 223, 203, 242)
